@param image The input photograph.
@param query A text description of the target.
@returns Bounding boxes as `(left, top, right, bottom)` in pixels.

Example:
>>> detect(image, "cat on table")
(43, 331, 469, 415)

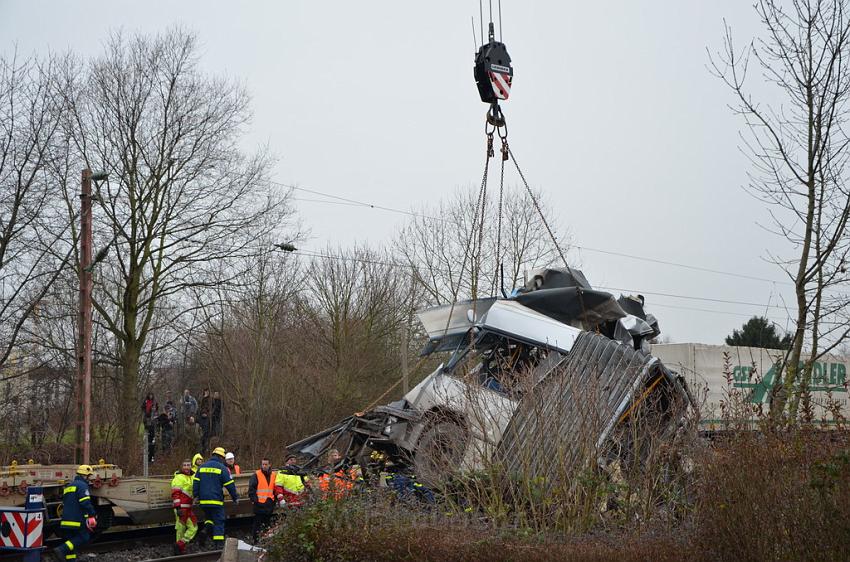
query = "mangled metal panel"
(495, 331, 688, 482)
(417, 297, 497, 355)
(512, 267, 626, 329)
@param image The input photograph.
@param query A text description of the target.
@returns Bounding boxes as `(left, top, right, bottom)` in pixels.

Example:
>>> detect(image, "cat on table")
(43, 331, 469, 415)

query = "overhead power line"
(573, 245, 790, 286)
(293, 249, 786, 310)
(274, 179, 791, 287)
(273, 181, 445, 223)
(593, 284, 787, 310)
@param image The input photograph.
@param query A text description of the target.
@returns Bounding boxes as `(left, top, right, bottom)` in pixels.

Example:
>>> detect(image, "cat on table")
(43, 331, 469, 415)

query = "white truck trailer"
(651, 343, 849, 430)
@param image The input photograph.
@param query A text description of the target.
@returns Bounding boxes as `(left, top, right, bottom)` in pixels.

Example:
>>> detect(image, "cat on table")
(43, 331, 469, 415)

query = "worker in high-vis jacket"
(275, 454, 307, 507)
(51, 465, 98, 561)
(247, 457, 277, 543)
(170, 459, 198, 554)
(191, 452, 204, 474)
(192, 446, 238, 550)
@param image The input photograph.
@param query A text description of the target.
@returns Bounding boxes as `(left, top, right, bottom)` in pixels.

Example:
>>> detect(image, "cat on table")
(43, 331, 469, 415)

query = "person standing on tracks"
(171, 459, 198, 554)
(247, 457, 277, 543)
(193, 446, 239, 550)
(51, 465, 98, 562)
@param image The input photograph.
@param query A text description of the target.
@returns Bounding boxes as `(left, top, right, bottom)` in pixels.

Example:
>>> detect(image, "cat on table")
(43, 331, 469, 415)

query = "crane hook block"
(474, 34, 512, 104)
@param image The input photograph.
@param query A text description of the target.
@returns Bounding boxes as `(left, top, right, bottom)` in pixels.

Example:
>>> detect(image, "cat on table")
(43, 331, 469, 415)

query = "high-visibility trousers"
(56, 527, 92, 560)
(174, 508, 198, 543)
(201, 505, 226, 545)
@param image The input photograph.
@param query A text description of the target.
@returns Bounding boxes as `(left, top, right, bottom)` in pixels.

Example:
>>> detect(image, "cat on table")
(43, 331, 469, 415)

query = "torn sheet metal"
(495, 331, 689, 482)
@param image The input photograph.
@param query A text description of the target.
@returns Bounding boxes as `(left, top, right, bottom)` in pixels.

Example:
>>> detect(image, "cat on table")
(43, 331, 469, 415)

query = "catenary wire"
(274, 179, 793, 286)
(292, 249, 788, 310)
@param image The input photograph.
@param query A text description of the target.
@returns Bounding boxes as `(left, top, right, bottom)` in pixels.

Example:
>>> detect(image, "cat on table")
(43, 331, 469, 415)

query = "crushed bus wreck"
(288, 267, 695, 487)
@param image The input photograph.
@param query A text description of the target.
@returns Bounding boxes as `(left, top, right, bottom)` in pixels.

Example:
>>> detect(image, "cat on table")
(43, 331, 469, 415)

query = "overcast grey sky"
(1, 1, 793, 344)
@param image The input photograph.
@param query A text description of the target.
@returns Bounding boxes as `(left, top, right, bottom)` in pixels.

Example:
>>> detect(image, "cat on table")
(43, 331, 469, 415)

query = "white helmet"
(225, 452, 235, 461)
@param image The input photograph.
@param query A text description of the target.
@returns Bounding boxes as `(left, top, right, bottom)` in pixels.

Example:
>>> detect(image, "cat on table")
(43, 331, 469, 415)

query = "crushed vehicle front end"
(287, 267, 696, 487)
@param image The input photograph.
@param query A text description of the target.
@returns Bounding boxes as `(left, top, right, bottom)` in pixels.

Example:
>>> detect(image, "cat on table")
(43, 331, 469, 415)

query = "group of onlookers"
(141, 388, 223, 461)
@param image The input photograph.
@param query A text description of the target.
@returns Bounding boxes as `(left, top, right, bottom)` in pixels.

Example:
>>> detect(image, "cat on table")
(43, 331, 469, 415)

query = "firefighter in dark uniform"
(193, 446, 239, 550)
(51, 465, 98, 561)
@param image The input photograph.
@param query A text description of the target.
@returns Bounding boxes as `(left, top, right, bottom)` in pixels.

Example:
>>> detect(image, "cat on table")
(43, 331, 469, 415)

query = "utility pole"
(75, 169, 93, 465)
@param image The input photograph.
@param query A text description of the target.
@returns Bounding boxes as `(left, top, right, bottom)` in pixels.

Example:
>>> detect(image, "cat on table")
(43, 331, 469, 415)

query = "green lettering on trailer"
(732, 362, 847, 404)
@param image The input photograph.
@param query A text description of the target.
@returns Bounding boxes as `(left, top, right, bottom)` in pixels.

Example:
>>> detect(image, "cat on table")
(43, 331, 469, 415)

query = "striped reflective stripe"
(223, 479, 234, 486)
(213, 535, 224, 540)
(65, 556, 76, 560)
(193, 477, 200, 482)
(205, 520, 213, 525)
(63, 486, 77, 494)
(65, 540, 75, 550)
(199, 467, 222, 474)
(79, 495, 91, 503)
(61, 521, 82, 527)
(199, 499, 223, 505)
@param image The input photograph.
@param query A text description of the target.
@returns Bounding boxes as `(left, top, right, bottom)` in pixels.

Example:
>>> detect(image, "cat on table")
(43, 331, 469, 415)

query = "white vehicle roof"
(478, 300, 581, 353)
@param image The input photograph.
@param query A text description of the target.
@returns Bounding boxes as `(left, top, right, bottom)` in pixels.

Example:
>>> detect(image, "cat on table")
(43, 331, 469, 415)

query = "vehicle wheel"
(414, 417, 468, 487)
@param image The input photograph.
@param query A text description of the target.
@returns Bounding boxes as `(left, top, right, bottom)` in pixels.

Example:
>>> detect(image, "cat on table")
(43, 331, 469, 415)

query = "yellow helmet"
(212, 447, 226, 457)
(76, 465, 94, 476)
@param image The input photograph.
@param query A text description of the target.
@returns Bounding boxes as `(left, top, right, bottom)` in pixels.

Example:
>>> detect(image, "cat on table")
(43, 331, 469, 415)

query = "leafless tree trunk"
(711, 0, 850, 422)
(56, 28, 293, 466)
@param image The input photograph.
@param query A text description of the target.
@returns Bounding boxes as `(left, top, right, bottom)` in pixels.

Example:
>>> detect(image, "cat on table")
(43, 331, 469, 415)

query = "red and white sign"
(0, 510, 43, 549)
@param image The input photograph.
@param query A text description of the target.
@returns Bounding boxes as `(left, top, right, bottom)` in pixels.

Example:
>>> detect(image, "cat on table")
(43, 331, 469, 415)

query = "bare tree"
(395, 185, 570, 306)
(188, 245, 421, 459)
(711, 0, 850, 421)
(0, 53, 70, 369)
(56, 29, 292, 466)
(302, 245, 418, 408)
(191, 243, 302, 457)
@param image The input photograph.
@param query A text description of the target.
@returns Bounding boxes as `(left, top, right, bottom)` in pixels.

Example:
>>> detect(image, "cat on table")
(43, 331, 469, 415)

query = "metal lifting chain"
(472, 131, 494, 299)
(494, 127, 508, 295)
(507, 144, 569, 269)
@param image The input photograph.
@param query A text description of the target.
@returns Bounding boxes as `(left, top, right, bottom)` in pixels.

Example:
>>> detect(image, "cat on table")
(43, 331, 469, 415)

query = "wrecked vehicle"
(288, 267, 695, 486)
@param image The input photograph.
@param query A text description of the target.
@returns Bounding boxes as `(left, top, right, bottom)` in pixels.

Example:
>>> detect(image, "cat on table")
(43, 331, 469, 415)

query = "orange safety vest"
(317, 469, 356, 500)
(254, 469, 277, 503)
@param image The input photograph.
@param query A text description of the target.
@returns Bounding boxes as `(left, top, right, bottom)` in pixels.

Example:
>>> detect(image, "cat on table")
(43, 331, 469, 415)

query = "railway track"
(0, 516, 253, 561)
(142, 550, 223, 562)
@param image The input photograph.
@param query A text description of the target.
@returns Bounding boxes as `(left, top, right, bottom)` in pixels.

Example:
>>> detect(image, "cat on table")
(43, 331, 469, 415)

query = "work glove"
(172, 498, 182, 508)
(276, 493, 284, 502)
(277, 499, 287, 508)
(85, 516, 97, 531)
